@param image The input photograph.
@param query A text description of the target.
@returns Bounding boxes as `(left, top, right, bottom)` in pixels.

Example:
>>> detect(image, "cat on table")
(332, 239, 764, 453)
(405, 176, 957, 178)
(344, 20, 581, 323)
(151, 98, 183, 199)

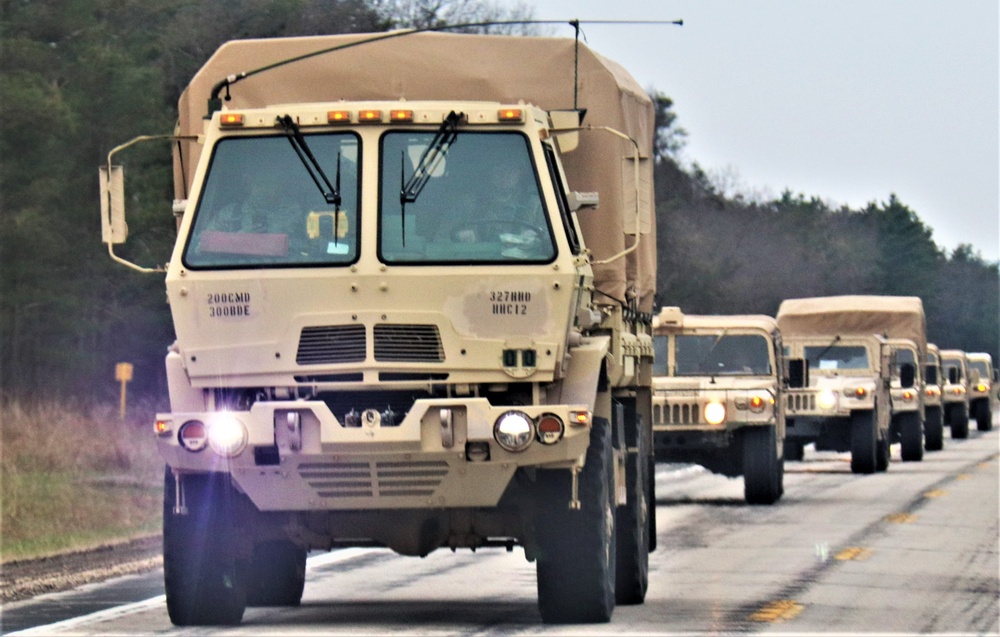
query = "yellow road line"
(884, 512, 917, 524)
(923, 489, 947, 498)
(749, 599, 804, 623)
(834, 547, 873, 561)
(956, 474, 971, 480)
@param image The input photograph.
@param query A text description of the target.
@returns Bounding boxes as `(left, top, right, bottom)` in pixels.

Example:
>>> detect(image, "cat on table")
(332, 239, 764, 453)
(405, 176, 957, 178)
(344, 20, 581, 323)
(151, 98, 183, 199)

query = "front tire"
(743, 426, 783, 505)
(536, 419, 616, 623)
(850, 411, 877, 474)
(899, 412, 924, 462)
(948, 403, 969, 439)
(974, 400, 993, 431)
(246, 540, 307, 607)
(163, 469, 248, 626)
(924, 407, 944, 451)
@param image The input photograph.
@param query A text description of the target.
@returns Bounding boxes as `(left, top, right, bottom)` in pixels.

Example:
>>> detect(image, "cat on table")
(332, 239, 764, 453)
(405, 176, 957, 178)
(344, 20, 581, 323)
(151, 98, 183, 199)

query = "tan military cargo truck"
(650, 308, 785, 504)
(940, 349, 971, 439)
(966, 352, 996, 432)
(922, 343, 945, 450)
(776, 296, 922, 473)
(99, 32, 657, 625)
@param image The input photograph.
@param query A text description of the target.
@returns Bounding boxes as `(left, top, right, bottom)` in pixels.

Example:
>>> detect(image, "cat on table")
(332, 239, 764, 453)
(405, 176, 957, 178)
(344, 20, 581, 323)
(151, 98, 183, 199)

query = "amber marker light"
(219, 113, 244, 127)
(327, 110, 351, 123)
(902, 390, 914, 401)
(854, 387, 868, 399)
(569, 410, 590, 427)
(154, 419, 172, 436)
(359, 109, 382, 122)
(498, 108, 523, 122)
(390, 109, 413, 122)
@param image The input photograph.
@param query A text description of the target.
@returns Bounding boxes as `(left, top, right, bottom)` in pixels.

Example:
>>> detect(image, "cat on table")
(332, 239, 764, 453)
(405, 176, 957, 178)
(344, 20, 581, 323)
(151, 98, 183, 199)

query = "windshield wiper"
(277, 114, 341, 206)
(277, 114, 345, 242)
(398, 111, 462, 246)
(809, 335, 842, 365)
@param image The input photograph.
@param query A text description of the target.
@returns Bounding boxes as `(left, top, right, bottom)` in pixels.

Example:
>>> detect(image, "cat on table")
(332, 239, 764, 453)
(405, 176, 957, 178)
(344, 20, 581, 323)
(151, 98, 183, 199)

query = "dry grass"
(1, 398, 164, 561)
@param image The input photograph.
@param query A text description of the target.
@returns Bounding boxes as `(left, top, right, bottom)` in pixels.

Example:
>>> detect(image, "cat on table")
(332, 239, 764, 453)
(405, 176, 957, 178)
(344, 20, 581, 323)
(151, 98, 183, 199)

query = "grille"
(655, 402, 701, 425)
(374, 324, 444, 363)
(296, 325, 366, 365)
(298, 460, 449, 498)
(787, 394, 816, 411)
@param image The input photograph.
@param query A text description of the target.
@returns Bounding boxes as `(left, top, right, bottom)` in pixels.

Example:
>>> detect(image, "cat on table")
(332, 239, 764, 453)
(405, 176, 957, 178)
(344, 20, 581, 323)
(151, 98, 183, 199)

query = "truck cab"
(922, 343, 945, 450)
(651, 307, 785, 504)
(940, 349, 971, 438)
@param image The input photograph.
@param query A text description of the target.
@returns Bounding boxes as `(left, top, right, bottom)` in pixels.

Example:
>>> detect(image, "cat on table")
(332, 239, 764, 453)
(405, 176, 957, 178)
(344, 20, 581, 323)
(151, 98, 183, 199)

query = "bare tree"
(372, 0, 543, 34)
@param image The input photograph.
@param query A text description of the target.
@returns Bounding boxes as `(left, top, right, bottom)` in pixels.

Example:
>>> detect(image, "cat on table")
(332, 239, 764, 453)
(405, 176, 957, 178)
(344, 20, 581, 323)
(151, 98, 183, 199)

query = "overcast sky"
(518, 0, 999, 262)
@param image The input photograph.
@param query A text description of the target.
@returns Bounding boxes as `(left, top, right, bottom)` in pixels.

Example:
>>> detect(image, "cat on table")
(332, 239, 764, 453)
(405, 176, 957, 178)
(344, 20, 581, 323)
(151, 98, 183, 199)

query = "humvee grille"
(374, 324, 444, 362)
(298, 460, 449, 498)
(787, 394, 816, 411)
(296, 325, 366, 364)
(655, 402, 701, 425)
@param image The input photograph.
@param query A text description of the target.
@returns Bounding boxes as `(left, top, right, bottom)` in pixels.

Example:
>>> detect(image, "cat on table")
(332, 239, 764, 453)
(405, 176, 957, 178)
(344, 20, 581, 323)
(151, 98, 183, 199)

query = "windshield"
(652, 335, 668, 376)
(942, 358, 963, 381)
(379, 131, 555, 264)
(674, 334, 771, 376)
(805, 345, 869, 370)
(969, 360, 989, 377)
(184, 133, 360, 269)
(894, 348, 915, 375)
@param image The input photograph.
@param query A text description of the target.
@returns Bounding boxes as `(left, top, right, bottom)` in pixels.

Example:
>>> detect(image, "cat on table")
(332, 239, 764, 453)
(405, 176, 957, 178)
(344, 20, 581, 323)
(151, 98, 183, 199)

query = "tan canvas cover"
(777, 295, 926, 356)
(173, 31, 656, 310)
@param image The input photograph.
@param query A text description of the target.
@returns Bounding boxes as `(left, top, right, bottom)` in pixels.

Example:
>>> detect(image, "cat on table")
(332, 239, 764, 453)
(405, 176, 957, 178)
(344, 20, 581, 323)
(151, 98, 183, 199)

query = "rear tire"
(743, 426, 783, 505)
(876, 434, 890, 472)
(850, 411, 877, 474)
(536, 419, 616, 624)
(246, 540, 307, 607)
(948, 403, 969, 439)
(924, 407, 944, 451)
(899, 412, 924, 462)
(615, 415, 649, 605)
(163, 469, 247, 626)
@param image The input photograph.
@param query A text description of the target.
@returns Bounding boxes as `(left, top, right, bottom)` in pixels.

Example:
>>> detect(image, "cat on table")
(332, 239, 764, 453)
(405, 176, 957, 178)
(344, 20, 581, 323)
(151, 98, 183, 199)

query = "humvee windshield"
(894, 348, 916, 375)
(806, 345, 869, 371)
(969, 360, 989, 377)
(379, 131, 555, 264)
(674, 334, 771, 376)
(942, 358, 964, 381)
(184, 134, 361, 269)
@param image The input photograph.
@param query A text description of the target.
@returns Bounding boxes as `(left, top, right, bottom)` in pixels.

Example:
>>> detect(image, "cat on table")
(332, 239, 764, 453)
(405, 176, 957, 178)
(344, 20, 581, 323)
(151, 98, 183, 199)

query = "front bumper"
(156, 398, 590, 511)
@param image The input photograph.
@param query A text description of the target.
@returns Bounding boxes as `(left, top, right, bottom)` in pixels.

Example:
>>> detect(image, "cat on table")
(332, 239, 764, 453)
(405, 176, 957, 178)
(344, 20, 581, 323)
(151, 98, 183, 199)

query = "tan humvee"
(651, 307, 785, 504)
(940, 349, 971, 438)
(100, 32, 657, 626)
(776, 296, 924, 473)
(966, 352, 996, 432)
(922, 343, 945, 450)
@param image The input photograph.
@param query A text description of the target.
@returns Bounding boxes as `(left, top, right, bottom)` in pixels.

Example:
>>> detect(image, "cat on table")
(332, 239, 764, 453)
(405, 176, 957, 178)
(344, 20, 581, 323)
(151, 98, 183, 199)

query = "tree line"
(1, 0, 996, 402)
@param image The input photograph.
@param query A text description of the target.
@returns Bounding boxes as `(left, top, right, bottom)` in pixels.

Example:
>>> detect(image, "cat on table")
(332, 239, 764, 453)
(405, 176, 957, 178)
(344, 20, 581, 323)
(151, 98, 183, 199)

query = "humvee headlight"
(178, 420, 207, 452)
(749, 395, 767, 413)
(975, 383, 988, 393)
(536, 414, 565, 445)
(494, 411, 535, 452)
(925, 387, 940, 398)
(844, 386, 867, 400)
(817, 390, 838, 410)
(902, 390, 915, 402)
(207, 413, 248, 457)
(951, 386, 966, 396)
(704, 401, 726, 425)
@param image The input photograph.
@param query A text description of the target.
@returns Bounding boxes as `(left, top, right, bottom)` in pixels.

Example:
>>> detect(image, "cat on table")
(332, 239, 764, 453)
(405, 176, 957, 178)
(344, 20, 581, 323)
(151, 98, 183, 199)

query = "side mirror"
(924, 365, 938, 385)
(900, 363, 916, 389)
(99, 165, 128, 244)
(567, 191, 599, 212)
(787, 358, 807, 389)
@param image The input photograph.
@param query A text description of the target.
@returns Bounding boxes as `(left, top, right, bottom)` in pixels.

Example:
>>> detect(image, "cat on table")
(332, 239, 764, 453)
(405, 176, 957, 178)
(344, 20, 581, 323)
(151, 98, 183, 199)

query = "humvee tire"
(246, 540, 306, 607)
(924, 406, 944, 451)
(615, 414, 649, 605)
(743, 426, 783, 505)
(948, 404, 969, 439)
(163, 469, 247, 626)
(783, 436, 804, 462)
(899, 412, 924, 462)
(850, 411, 877, 474)
(536, 419, 616, 623)
(875, 433, 890, 472)
(975, 402, 993, 432)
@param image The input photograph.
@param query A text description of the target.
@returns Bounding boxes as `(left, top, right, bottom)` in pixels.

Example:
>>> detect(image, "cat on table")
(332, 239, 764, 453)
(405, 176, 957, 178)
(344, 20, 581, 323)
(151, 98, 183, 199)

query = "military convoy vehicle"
(922, 343, 945, 450)
(966, 352, 996, 432)
(940, 349, 971, 439)
(650, 308, 785, 504)
(100, 32, 657, 625)
(776, 296, 923, 473)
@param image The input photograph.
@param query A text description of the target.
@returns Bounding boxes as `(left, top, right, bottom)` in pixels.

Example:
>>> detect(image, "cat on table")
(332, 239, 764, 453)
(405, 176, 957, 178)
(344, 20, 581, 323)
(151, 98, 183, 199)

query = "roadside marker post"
(115, 362, 133, 420)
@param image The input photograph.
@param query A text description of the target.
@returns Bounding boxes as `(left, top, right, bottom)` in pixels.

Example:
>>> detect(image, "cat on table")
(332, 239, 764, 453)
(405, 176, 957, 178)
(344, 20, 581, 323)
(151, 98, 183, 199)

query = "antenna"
(206, 19, 683, 117)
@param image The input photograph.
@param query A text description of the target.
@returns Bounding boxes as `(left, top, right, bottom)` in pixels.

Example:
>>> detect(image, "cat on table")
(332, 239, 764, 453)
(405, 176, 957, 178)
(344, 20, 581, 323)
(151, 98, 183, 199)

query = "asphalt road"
(4, 420, 998, 635)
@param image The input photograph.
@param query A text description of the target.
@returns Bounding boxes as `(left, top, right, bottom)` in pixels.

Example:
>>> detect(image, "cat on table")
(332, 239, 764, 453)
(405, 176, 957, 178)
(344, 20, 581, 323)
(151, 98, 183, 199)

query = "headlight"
(817, 390, 837, 410)
(976, 383, 988, 393)
(749, 395, 768, 414)
(207, 413, 248, 457)
(704, 401, 726, 425)
(494, 411, 534, 452)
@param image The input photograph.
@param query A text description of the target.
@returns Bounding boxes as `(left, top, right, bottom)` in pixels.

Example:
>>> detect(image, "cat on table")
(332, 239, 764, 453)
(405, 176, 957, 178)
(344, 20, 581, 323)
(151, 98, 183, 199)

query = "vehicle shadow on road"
(243, 599, 543, 628)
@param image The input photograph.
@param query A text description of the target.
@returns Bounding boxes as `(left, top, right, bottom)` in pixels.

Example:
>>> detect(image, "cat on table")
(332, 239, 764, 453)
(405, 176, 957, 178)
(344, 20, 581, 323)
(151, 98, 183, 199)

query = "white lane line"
(7, 547, 380, 636)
